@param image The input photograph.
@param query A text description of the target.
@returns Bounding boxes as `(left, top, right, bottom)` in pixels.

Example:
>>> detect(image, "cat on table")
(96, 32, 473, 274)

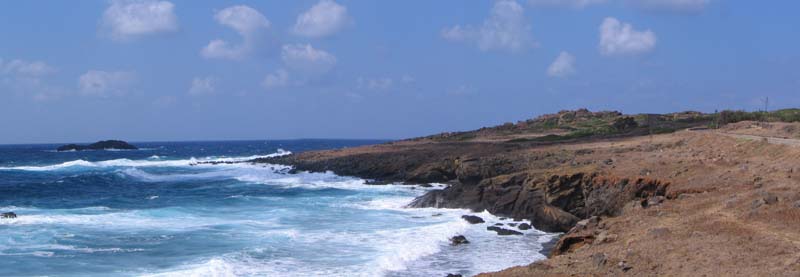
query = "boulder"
(487, 226, 523, 235)
(449, 235, 469, 246)
(461, 215, 485, 224)
(2, 212, 17, 219)
(57, 140, 138, 151)
(518, 223, 532, 230)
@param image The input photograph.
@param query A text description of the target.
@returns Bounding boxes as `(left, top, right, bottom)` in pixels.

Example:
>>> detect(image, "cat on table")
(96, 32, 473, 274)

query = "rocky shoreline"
(257, 111, 800, 276)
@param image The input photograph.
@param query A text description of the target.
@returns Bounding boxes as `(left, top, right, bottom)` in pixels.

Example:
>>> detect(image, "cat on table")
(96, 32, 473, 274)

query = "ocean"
(0, 140, 554, 277)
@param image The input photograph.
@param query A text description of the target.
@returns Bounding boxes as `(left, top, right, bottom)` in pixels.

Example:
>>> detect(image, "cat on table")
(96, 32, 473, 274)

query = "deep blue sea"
(0, 140, 553, 277)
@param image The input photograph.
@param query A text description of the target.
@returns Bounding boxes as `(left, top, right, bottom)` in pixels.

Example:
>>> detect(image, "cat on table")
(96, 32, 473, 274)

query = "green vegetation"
(422, 108, 800, 144)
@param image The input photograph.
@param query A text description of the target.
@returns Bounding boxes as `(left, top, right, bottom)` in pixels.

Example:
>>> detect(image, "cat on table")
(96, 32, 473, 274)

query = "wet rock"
(432, 213, 443, 217)
(446, 274, 463, 277)
(487, 226, 523, 236)
(508, 223, 517, 227)
(450, 235, 469, 246)
(1, 212, 16, 219)
(518, 223, 532, 230)
(494, 223, 504, 226)
(461, 215, 485, 224)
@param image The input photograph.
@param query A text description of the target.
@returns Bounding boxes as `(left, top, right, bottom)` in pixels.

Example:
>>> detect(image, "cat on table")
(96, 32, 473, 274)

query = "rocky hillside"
(256, 109, 800, 276)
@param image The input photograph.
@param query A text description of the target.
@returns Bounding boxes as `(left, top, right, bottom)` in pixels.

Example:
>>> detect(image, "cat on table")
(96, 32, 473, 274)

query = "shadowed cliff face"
(407, 173, 669, 232)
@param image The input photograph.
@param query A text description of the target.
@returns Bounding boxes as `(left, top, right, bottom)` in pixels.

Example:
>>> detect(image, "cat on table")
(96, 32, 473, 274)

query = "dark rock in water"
(487, 226, 523, 235)
(461, 215, 485, 224)
(508, 223, 517, 227)
(446, 274, 463, 277)
(518, 223, 532, 230)
(2, 212, 17, 219)
(449, 235, 469, 246)
(432, 213, 443, 217)
(494, 223, 504, 226)
(409, 173, 669, 233)
(57, 140, 138, 151)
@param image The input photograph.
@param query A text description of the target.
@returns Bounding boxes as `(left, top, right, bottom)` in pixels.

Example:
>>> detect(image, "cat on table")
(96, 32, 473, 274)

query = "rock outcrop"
(2, 212, 17, 219)
(57, 140, 138, 151)
(409, 173, 669, 233)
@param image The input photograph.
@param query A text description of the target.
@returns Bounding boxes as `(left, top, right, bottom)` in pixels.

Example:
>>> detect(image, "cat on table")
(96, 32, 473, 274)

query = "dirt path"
(690, 129, 800, 147)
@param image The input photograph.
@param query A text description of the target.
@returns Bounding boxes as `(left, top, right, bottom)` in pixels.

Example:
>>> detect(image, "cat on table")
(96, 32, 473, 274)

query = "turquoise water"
(0, 141, 554, 276)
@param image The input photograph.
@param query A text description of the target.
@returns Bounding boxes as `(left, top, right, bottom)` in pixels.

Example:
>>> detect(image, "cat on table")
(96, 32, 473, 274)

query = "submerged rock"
(461, 215, 485, 224)
(2, 212, 17, 219)
(57, 140, 138, 151)
(450, 235, 469, 246)
(518, 223, 532, 230)
(487, 226, 523, 236)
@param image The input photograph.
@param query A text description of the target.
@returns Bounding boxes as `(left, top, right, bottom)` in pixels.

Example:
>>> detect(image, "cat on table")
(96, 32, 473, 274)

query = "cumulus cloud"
(201, 5, 270, 60)
(262, 69, 290, 90)
(547, 51, 576, 78)
(188, 76, 216, 95)
(599, 17, 656, 56)
(442, 0, 534, 52)
(101, 0, 178, 41)
(628, 0, 710, 13)
(78, 70, 135, 97)
(292, 0, 350, 38)
(281, 44, 337, 75)
(528, 0, 607, 8)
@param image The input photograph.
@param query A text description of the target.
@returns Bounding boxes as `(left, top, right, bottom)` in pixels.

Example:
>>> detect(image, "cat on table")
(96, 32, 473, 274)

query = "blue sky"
(1, 0, 798, 144)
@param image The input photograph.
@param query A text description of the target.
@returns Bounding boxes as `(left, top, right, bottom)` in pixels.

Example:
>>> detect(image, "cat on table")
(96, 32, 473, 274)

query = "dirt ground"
(481, 125, 800, 276)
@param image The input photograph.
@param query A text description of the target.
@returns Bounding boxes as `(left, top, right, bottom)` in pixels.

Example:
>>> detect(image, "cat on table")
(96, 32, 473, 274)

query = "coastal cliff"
(258, 110, 800, 276)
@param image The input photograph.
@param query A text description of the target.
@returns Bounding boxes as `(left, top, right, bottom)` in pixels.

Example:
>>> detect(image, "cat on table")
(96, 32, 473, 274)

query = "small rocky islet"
(56, 140, 138, 151)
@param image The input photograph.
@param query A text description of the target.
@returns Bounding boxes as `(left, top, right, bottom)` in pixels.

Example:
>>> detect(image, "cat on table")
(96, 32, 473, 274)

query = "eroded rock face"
(409, 173, 669, 233)
(461, 215, 485, 224)
(487, 226, 523, 236)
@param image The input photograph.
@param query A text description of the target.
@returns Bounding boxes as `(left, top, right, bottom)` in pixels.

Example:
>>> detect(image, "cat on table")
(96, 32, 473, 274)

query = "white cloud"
(598, 17, 656, 56)
(101, 0, 178, 41)
(262, 69, 290, 90)
(357, 77, 394, 91)
(188, 76, 216, 95)
(628, 0, 710, 13)
(1, 59, 56, 77)
(78, 70, 135, 97)
(528, 0, 607, 8)
(201, 5, 270, 60)
(547, 51, 576, 78)
(442, 0, 534, 52)
(292, 0, 350, 38)
(281, 44, 337, 75)
(0, 58, 62, 100)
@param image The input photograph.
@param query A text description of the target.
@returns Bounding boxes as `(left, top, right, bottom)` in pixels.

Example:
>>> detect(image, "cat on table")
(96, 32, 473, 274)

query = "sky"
(1, 0, 799, 144)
